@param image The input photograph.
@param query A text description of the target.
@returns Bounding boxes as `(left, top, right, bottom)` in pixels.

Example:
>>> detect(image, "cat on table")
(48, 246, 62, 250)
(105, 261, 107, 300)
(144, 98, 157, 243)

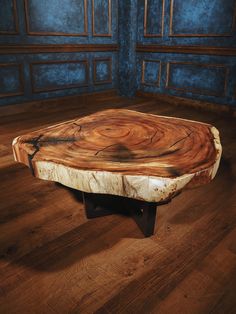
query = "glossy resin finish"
(12, 109, 222, 202)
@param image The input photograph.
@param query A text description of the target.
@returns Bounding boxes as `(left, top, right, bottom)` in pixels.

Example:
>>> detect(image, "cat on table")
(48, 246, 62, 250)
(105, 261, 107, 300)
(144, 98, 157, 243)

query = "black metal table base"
(82, 192, 167, 237)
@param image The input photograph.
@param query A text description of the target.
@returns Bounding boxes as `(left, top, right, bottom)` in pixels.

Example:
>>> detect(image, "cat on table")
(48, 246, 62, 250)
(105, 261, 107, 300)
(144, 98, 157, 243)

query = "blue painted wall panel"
(136, 0, 236, 106)
(167, 63, 227, 96)
(94, 59, 111, 82)
(0, 0, 17, 33)
(93, 0, 110, 35)
(137, 53, 236, 106)
(0, 64, 22, 96)
(145, 0, 163, 35)
(171, 0, 235, 36)
(26, 0, 86, 34)
(0, 0, 235, 107)
(137, 0, 164, 40)
(0, 0, 16, 32)
(0, 52, 117, 106)
(0, 0, 118, 44)
(0, 0, 118, 106)
(137, 0, 236, 47)
(143, 60, 161, 85)
(32, 61, 88, 92)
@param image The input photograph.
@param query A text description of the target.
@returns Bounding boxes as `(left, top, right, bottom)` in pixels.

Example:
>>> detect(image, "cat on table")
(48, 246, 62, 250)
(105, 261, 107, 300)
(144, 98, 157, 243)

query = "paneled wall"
(0, 0, 118, 106)
(136, 0, 236, 106)
(1, 0, 236, 107)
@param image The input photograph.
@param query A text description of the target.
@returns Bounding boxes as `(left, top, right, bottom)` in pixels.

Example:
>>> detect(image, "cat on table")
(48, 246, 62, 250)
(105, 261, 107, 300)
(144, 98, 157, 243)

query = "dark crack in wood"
(73, 123, 82, 133)
(27, 134, 43, 176)
(169, 132, 193, 149)
(149, 130, 158, 145)
(94, 144, 119, 156)
(26, 135, 78, 175)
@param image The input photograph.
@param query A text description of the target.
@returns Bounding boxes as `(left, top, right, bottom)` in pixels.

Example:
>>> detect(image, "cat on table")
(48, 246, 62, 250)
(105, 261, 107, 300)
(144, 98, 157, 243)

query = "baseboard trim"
(136, 91, 236, 117)
(0, 89, 119, 117)
(1, 89, 234, 118)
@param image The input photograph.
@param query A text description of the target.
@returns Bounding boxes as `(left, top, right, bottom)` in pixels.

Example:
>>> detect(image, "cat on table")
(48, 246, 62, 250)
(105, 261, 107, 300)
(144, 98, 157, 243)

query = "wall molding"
(136, 44, 236, 56)
(0, 63, 24, 98)
(93, 57, 112, 85)
(169, 0, 236, 37)
(30, 60, 89, 93)
(0, 0, 19, 35)
(24, 0, 88, 36)
(144, 0, 165, 37)
(0, 44, 119, 54)
(0, 89, 118, 115)
(92, 0, 112, 37)
(136, 91, 236, 117)
(141, 60, 161, 87)
(166, 61, 229, 97)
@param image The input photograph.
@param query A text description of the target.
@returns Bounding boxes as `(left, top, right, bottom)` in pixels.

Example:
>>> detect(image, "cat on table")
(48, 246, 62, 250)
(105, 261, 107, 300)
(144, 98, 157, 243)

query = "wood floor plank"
(0, 92, 235, 313)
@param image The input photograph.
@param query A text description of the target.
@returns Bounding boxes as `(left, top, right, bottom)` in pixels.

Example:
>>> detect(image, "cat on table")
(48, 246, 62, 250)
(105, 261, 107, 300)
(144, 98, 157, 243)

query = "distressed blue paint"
(172, 0, 235, 35)
(28, 0, 86, 34)
(137, 53, 236, 106)
(0, 0, 118, 106)
(145, 0, 163, 35)
(137, 0, 164, 42)
(137, 0, 236, 47)
(118, 0, 137, 96)
(0, 64, 21, 95)
(143, 61, 160, 85)
(168, 63, 226, 96)
(0, 0, 118, 44)
(0, 0, 235, 108)
(93, 0, 110, 35)
(137, 0, 164, 38)
(32, 62, 87, 91)
(95, 60, 110, 82)
(0, 0, 16, 32)
(136, 0, 236, 106)
(0, 52, 117, 106)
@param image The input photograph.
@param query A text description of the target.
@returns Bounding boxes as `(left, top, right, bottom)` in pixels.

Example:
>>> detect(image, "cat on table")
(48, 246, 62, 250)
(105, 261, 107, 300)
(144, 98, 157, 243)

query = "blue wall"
(0, 0, 118, 106)
(136, 0, 236, 106)
(1, 0, 236, 107)
(118, 0, 137, 96)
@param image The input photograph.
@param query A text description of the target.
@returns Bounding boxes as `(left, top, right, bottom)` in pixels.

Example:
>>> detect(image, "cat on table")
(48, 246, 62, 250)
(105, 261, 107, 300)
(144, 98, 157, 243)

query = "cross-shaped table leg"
(82, 192, 160, 237)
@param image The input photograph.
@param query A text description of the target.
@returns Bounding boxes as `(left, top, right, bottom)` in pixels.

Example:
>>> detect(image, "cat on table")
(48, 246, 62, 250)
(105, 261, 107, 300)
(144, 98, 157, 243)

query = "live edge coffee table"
(12, 109, 222, 237)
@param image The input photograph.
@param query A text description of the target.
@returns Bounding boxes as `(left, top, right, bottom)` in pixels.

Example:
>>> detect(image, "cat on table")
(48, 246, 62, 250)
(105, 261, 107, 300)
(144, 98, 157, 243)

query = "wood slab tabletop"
(12, 109, 222, 202)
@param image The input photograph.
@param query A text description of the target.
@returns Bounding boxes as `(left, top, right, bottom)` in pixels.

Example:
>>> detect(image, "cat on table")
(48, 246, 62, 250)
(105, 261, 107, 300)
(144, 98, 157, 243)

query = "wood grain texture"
(0, 93, 235, 314)
(12, 109, 221, 202)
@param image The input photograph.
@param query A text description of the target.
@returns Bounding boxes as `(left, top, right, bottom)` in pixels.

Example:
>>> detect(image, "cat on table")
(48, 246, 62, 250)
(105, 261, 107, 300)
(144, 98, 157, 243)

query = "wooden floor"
(0, 91, 236, 314)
